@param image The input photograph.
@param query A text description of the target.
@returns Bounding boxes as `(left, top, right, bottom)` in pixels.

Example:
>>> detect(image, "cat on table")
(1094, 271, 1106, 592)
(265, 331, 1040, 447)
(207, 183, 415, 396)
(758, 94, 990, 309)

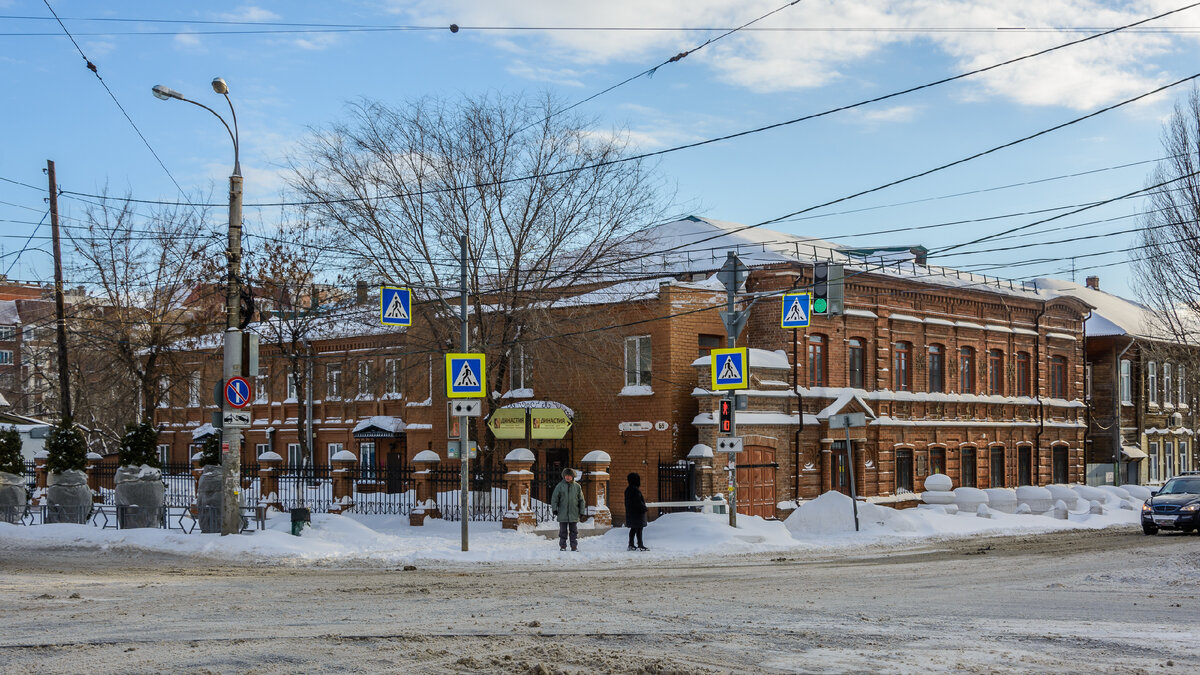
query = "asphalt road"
(1, 526, 1197, 674)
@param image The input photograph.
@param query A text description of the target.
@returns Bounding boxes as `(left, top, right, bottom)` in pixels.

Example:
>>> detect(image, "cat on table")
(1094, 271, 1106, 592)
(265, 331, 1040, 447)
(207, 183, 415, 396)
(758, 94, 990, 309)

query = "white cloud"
(391, 0, 1196, 110)
(506, 61, 588, 87)
(173, 32, 204, 51)
(856, 105, 920, 124)
(219, 6, 281, 22)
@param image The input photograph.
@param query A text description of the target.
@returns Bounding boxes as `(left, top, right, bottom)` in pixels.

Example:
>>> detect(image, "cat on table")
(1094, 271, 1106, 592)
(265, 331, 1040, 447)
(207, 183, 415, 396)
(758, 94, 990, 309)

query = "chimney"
(1085, 276, 1100, 291)
(355, 280, 367, 304)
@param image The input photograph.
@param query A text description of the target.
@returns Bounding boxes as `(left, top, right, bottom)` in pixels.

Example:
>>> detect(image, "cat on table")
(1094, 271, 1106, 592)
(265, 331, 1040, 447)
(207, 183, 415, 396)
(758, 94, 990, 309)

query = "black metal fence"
(657, 461, 697, 513)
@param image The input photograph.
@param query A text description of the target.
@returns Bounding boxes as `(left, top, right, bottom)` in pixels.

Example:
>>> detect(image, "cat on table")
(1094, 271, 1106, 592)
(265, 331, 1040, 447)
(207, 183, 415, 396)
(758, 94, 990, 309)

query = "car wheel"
(1143, 524, 1159, 535)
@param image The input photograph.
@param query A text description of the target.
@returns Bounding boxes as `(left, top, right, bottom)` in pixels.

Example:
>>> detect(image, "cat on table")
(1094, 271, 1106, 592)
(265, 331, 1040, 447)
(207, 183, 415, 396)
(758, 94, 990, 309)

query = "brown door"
(736, 445, 777, 519)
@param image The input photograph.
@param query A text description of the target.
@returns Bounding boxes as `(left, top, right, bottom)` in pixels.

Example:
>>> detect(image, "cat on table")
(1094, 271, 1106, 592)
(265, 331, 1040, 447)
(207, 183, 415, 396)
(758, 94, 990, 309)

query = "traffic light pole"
(723, 252, 739, 529)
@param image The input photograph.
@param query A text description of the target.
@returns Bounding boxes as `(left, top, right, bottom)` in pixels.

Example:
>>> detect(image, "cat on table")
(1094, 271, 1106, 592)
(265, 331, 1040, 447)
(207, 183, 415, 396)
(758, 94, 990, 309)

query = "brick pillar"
(581, 450, 612, 528)
(502, 448, 536, 531)
(852, 439, 867, 498)
(85, 452, 104, 504)
(687, 444, 715, 499)
(257, 451, 283, 510)
(820, 441, 833, 494)
(410, 450, 442, 526)
(33, 451, 47, 505)
(329, 450, 357, 514)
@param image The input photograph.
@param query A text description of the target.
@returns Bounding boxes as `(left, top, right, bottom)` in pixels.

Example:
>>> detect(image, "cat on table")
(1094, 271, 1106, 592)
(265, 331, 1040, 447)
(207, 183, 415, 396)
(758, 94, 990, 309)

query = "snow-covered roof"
(1031, 277, 1153, 339)
(692, 348, 791, 370)
(191, 423, 218, 440)
(0, 300, 19, 325)
(352, 416, 406, 434)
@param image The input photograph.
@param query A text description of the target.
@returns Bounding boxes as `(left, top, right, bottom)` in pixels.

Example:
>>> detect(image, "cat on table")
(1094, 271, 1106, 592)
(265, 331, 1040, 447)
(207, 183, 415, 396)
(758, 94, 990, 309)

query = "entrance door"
(831, 441, 850, 494)
(1052, 446, 1068, 484)
(1018, 446, 1032, 486)
(385, 452, 409, 493)
(735, 445, 777, 518)
(961, 447, 976, 488)
(895, 449, 913, 492)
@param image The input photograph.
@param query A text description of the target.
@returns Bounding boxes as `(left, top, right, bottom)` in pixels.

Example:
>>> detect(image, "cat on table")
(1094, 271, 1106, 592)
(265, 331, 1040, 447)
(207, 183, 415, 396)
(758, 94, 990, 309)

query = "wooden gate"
(736, 445, 778, 519)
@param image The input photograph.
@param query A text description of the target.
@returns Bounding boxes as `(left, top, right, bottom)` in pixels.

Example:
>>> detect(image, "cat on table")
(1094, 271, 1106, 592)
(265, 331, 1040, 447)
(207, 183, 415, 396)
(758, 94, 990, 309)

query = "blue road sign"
(225, 376, 252, 409)
(711, 347, 749, 391)
(445, 353, 486, 398)
(781, 292, 811, 328)
(380, 286, 412, 326)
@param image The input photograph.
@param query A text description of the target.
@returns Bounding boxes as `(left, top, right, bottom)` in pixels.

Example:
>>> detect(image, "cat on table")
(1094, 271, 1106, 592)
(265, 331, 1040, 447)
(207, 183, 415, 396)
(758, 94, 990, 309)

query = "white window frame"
(254, 372, 268, 403)
(624, 335, 652, 387)
(509, 344, 531, 390)
(1164, 440, 1176, 479)
(1148, 361, 1158, 406)
(187, 372, 200, 407)
(0, 350, 12, 365)
(1149, 441, 1159, 482)
(158, 377, 170, 408)
(359, 441, 376, 478)
(0, 325, 15, 340)
(287, 373, 298, 401)
(1181, 440, 1191, 472)
(157, 444, 170, 466)
(1180, 365, 1188, 408)
(358, 360, 373, 398)
(384, 358, 401, 396)
(255, 443, 270, 458)
(327, 442, 343, 462)
(326, 364, 342, 400)
(1085, 363, 1093, 401)
(1164, 363, 1173, 406)
(287, 442, 303, 467)
(1120, 359, 1132, 404)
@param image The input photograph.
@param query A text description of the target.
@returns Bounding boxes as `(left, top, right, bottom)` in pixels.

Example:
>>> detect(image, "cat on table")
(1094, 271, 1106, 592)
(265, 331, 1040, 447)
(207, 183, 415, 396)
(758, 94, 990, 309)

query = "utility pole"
(220, 166, 244, 536)
(719, 252, 746, 528)
(459, 234, 470, 552)
(47, 160, 71, 422)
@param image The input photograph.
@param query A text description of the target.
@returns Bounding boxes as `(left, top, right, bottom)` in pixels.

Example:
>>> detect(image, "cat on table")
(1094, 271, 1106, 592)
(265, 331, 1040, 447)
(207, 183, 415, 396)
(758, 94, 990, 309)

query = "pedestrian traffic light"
(812, 262, 844, 316)
(719, 399, 733, 433)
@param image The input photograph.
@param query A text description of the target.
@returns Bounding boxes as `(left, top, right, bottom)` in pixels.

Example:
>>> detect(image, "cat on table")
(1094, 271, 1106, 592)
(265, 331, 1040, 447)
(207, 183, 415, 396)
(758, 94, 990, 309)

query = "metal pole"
(845, 426, 859, 531)
(47, 160, 72, 422)
(221, 171, 244, 536)
(459, 234, 469, 551)
(725, 252, 738, 529)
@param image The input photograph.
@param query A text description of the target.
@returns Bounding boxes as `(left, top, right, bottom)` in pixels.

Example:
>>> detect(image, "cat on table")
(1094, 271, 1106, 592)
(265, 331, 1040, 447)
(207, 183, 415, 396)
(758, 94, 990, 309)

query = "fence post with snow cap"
(85, 452, 104, 504)
(410, 450, 442, 526)
(581, 451, 612, 528)
(257, 452, 283, 511)
(329, 449, 357, 514)
(502, 448, 536, 531)
(688, 444, 715, 500)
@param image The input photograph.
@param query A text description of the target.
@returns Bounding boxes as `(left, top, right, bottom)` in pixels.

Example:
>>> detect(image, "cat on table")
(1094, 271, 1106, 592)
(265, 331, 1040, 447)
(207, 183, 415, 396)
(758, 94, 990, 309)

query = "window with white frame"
(255, 443, 269, 458)
(359, 441, 376, 479)
(1120, 359, 1132, 403)
(509, 344, 532, 390)
(358, 360, 373, 398)
(1181, 440, 1191, 472)
(188, 372, 200, 407)
(287, 442, 303, 467)
(0, 350, 12, 365)
(326, 364, 342, 400)
(0, 325, 14, 340)
(287, 372, 298, 401)
(327, 442, 344, 462)
(254, 372, 268, 403)
(1148, 361, 1158, 405)
(157, 444, 170, 466)
(1164, 363, 1173, 406)
(1181, 365, 1188, 407)
(384, 358, 401, 396)
(1149, 441, 1159, 482)
(1085, 363, 1093, 400)
(158, 377, 170, 407)
(624, 335, 651, 387)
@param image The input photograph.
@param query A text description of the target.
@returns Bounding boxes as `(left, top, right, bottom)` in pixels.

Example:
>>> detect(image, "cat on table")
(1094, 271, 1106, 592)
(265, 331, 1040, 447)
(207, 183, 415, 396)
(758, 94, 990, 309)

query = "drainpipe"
(1116, 337, 1135, 485)
(1034, 301, 1047, 485)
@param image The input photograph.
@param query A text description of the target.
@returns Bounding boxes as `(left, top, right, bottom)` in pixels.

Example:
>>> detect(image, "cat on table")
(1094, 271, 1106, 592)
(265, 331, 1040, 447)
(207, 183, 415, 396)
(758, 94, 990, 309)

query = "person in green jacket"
(550, 467, 587, 551)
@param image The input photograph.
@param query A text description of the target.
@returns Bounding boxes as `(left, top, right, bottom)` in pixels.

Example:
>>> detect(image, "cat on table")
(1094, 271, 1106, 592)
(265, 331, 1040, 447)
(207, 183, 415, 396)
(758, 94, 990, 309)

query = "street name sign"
(710, 347, 749, 391)
(380, 286, 412, 326)
(781, 292, 811, 328)
(618, 421, 653, 432)
(445, 353, 486, 398)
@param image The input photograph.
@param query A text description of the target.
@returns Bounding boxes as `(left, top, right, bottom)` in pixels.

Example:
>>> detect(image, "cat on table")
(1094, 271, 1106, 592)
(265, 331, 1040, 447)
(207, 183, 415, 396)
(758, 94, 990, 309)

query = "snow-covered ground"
(0, 489, 1144, 567)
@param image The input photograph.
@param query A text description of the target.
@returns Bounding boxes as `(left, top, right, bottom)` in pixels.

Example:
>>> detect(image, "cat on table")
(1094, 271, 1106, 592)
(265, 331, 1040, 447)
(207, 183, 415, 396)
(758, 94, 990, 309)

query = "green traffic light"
(814, 297, 828, 314)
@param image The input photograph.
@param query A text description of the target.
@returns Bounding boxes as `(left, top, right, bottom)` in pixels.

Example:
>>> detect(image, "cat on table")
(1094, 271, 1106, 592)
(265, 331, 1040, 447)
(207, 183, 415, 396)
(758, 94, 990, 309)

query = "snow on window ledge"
(502, 388, 534, 399)
(619, 385, 654, 397)
(406, 397, 432, 407)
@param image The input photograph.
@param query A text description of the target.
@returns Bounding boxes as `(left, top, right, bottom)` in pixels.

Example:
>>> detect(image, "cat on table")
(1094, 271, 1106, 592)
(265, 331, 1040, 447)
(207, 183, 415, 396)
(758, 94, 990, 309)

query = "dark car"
(1142, 473, 1200, 535)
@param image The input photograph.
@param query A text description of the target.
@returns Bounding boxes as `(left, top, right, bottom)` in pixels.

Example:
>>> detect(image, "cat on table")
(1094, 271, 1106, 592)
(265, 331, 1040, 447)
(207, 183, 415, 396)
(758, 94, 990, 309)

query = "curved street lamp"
(152, 77, 245, 536)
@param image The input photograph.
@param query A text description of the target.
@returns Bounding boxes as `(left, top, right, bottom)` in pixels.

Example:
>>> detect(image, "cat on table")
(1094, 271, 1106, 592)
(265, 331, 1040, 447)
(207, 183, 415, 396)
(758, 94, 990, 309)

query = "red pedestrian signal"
(719, 399, 733, 433)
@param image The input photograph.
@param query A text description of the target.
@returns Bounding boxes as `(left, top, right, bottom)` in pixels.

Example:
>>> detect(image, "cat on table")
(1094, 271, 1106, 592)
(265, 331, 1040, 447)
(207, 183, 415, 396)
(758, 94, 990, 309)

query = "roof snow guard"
(352, 416, 406, 438)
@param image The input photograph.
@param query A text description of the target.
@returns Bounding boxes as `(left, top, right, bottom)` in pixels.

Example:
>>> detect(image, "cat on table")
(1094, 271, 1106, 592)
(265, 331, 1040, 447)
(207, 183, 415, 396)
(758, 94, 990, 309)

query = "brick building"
(155, 216, 1095, 523)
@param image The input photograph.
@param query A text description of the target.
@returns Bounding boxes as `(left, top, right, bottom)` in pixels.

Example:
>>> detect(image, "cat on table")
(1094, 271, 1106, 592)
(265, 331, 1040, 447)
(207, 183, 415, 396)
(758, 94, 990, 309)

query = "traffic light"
(812, 262, 844, 316)
(719, 399, 733, 433)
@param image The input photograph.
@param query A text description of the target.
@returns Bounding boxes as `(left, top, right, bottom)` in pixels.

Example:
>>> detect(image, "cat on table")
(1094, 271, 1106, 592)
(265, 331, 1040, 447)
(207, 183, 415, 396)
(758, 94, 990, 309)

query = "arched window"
(893, 341, 912, 391)
(848, 338, 866, 389)
(928, 344, 945, 393)
(959, 347, 976, 393)
(929, 447, 946, 476)
(1016, 352, 1032, 397)
(808, 334, 827, 387)
(1050, 356, 1067, 398)
(988, 349, 1004, 395)
(895, 449, 914, 492)
(961, 446, 977, 487)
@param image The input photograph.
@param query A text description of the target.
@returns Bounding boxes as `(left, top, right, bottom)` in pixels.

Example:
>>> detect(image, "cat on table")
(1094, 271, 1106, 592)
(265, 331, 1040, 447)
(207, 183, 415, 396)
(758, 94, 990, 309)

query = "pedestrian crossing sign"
(711, 347, 749, 391)
(380, 286, 412, 327)
(445, 353, 486, 398)
(781, 292, 811, 328)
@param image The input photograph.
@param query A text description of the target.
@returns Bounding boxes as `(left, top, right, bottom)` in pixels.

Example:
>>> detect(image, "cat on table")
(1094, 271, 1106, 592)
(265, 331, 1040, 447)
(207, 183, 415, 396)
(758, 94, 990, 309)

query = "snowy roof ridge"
(1030, 277, 1156, 339)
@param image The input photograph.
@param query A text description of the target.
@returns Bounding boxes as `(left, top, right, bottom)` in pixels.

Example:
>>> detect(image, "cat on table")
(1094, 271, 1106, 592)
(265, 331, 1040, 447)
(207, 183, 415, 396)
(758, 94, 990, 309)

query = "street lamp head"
(211, 77, 229, 95)
(152, 84, 183, 101)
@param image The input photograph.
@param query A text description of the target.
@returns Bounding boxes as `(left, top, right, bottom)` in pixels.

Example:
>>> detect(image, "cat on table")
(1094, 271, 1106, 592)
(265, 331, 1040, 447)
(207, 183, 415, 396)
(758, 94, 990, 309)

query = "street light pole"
(153, 78, 244, 535)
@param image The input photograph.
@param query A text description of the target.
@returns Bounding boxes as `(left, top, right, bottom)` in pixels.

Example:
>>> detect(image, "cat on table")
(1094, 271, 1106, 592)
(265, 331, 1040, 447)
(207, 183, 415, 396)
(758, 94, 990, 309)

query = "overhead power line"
(53, 0, 1200, 209)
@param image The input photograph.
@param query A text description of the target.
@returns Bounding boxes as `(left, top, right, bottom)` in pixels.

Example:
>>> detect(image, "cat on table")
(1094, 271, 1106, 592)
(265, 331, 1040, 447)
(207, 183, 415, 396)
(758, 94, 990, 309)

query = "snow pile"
(785, 491, 922, 536)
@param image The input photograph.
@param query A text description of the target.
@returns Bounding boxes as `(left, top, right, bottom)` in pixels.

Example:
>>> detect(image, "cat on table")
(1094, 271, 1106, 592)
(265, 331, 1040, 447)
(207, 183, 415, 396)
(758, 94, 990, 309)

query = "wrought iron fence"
(657, 461, 698, 514)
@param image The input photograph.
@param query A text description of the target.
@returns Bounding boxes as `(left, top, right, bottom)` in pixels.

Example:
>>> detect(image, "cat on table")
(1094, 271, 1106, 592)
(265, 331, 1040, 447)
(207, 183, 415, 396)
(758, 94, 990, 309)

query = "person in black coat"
(624, 472, 649, 551)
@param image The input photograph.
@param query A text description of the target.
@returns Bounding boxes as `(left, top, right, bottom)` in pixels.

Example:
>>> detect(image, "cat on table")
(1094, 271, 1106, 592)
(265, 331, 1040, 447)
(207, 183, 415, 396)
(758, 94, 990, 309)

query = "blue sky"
(3, 1, 1199, 301)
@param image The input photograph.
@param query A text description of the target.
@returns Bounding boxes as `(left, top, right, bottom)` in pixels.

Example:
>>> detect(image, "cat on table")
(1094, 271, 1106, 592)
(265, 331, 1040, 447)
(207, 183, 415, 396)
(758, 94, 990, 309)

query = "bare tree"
(67, 194, 218, 444)
(289, 93, 671, 398)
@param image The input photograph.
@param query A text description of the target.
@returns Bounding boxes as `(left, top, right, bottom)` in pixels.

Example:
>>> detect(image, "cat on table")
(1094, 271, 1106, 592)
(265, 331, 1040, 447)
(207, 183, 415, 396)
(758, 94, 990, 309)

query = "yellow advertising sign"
(530, 408, 573, 440)
(487, 408, 527, 439)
